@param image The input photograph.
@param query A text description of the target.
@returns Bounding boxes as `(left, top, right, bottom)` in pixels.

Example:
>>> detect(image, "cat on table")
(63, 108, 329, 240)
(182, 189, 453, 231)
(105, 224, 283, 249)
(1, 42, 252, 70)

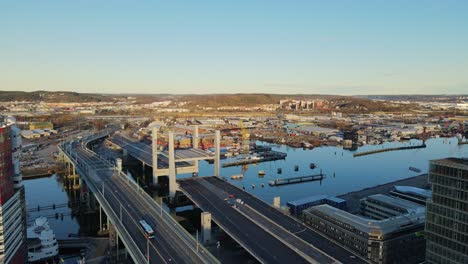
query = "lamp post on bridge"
(147, 238, 150, 263)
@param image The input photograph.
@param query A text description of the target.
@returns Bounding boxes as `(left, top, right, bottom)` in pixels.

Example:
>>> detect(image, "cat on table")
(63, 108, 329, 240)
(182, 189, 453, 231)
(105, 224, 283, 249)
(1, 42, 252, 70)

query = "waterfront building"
(287, 195, 346, 216)
(27, 217, 59, 263)
(303, 205, 426, 264)
(425, 158, 468, 264)
(0, 116, 26, 263)
(360, 194, 424, 220)
(389, 186, 431, 205)
(28, 122, 53, 130)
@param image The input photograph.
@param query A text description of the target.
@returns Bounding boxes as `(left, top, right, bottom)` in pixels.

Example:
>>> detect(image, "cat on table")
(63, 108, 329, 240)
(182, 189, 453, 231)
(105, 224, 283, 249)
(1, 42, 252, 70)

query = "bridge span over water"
(59, 130, 219, 264)
(109, 129, 365, 264)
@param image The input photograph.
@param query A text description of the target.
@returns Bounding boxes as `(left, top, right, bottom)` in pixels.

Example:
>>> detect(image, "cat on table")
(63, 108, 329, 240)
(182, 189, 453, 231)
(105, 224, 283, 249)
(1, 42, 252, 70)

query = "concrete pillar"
(152, 127, 159, 185)
(273, 196, 280, 208)
(122, 149, 128, 157)
(168, 132, 177, 198)
(201, 212, 212, 244)
(193, 125, 199, 174)
(214, 130, 220, 177)
(99, 204, 103, 231)
(116, 158, 122, 173)
(193, 125, 199, 149)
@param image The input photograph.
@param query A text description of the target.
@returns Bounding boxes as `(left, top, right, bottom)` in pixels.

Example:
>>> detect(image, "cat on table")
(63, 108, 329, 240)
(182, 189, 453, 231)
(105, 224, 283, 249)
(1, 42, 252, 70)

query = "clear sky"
(1, 1, 467, 95)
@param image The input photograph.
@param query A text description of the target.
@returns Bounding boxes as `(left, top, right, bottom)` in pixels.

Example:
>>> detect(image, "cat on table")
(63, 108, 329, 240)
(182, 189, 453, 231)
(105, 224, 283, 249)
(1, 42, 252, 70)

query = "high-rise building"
(0, 116, 26, 264)
(425, 158, 468, 264)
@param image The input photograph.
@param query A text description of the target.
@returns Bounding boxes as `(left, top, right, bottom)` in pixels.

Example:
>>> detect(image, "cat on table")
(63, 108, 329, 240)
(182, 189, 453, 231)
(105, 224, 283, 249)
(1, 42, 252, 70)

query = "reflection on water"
(24, 174, 80, 239)
(23, 137, 467, 237)
(195, 137, 468, 205)
(24, 174, 100, 239)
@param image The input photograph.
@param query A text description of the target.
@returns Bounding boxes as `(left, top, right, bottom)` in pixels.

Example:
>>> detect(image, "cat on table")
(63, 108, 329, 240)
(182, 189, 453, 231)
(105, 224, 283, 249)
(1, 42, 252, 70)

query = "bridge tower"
(168, 131, 178, 198)
(214, 130, 220, 177)
(152, 127, 158, 185)
(193, 125, 199, 171)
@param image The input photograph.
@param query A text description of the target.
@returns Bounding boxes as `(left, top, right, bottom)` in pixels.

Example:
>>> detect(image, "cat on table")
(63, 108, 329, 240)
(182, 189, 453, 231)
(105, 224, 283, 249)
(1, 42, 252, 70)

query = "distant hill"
(0, 91, 414, 112)
(180, 93, 342, 107)
(358, 94, 468, 102)
(0, 91, 113, 102)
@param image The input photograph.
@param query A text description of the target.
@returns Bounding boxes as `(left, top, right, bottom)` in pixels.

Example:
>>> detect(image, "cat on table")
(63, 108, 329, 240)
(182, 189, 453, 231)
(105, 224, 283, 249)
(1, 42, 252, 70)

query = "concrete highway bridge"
(109, 128, 367, 264)
(58, 130, 219, 264)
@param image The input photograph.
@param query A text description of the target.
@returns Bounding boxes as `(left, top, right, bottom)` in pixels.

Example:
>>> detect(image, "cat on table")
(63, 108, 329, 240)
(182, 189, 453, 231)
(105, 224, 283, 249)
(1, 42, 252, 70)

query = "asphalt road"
(179, 178, 311, 264)
(111, 135, 191, 168)
(68, 143, 217, 264)
(204, 177, 367, 264)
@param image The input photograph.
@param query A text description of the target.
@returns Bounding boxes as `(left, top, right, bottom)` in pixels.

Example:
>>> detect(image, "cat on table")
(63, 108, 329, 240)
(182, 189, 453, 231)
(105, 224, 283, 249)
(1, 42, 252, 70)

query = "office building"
(425, 158, 468, 264)
(360, 194, 424, 220)
(0, 116, 26, 264)
(390, 186, 431, 205)
(287, 195, 347, 216)
(303, 205, 426, 264)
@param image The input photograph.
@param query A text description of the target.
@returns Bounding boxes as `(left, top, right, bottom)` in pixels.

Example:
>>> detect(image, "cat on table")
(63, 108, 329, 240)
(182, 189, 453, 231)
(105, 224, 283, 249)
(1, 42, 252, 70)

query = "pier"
(269, 173, 325, 186)
(222, 151, 287, 167)
(353, 143, 426, 157)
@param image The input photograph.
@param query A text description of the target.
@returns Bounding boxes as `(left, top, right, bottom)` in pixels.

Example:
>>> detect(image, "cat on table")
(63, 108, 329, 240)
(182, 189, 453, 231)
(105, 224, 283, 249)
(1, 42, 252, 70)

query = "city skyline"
(1, 1, 467, 95)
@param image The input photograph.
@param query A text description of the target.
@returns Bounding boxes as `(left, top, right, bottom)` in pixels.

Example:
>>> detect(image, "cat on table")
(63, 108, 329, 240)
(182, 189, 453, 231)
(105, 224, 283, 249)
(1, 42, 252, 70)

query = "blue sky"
(1, 1, 467, 95)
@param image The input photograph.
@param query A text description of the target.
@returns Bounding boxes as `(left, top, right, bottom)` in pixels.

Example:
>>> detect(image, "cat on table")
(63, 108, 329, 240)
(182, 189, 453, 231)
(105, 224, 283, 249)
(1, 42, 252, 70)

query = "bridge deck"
(201, 176, 367, 264)
(111, 135, 213, 166)
(179, 177, 340, 264)
(62, 135, 218, 264)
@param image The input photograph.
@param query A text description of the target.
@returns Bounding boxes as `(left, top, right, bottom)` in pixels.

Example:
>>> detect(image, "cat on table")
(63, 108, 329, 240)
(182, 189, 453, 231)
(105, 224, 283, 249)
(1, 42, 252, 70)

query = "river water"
(195, 137, 468, 205)
(24, 137, 468, 237)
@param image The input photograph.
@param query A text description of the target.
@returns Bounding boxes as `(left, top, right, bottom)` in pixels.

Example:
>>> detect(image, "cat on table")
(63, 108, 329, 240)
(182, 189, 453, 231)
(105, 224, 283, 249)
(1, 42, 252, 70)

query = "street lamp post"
(147, 238, 150, 263)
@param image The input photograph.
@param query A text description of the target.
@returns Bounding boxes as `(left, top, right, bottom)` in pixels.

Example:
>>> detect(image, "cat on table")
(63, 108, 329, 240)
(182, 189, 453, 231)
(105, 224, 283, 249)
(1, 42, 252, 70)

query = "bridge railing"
(61, 129, 219, 264)
(59, 145, 149, 264)
(116, 164, 219, 264)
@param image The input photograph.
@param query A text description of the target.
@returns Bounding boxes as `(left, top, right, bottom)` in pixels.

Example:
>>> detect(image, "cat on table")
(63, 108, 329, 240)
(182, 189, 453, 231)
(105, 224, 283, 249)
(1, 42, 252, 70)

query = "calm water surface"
(23, 174, 80, 239)
(195, 137, 468, 205)
(23, 137, 468, 235)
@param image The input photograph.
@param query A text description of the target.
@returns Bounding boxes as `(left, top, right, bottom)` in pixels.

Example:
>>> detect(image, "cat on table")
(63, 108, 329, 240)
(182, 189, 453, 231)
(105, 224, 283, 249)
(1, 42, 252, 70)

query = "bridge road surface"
(72, 145, 216, 264)
(203, 177, 367, 264)
(179, 179, 322, 264)
(111, 135, 194, 168)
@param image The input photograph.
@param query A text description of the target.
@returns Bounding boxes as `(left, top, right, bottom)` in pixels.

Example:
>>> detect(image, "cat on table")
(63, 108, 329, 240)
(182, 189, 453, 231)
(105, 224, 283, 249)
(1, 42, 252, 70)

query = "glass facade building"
(426, 158, 468, 264)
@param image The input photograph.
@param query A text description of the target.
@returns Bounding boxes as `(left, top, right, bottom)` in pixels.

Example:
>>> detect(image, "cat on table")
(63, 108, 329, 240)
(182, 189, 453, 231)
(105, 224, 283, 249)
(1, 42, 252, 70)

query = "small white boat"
(258, 170, 266, 176)
(231, 174, 244, 179)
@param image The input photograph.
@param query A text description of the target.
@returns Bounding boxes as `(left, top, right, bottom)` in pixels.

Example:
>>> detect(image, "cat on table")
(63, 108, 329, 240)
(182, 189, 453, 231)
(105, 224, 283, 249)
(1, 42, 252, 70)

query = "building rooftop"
(287, 194, 328, 206)
(365, 194, 425, 214)
(305, 204, 425, 237)
(325, 196, 346, 203)
(392, 186, 432, 199)
(432, 157, 468, 167)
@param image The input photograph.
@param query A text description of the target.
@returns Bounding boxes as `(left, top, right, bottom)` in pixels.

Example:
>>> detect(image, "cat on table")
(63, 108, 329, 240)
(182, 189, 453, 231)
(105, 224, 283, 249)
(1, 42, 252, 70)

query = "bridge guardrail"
(60, 129, 219, 264)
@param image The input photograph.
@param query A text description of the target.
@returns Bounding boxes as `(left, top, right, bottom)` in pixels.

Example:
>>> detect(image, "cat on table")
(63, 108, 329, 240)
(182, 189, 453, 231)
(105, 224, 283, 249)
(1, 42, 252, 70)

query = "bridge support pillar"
(193, 125, 199, 149)
(168, 132, 177, 198)
(122, 148, 128, 157)
(116, 232, 119, 260)
(201, 212, 212, 244)
(214, 130, 221, 177)
(273, 196, 280, 208)
(152, 127, 159, 185)
(116, 158, 122, 173)
(99, 204, 103, 231)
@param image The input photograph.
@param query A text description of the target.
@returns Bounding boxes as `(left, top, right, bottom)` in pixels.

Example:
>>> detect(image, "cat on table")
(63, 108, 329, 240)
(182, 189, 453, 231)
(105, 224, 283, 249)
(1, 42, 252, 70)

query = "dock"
(222, 151, 287, 167)
(269, 173, 325, 186)
(353, 143, 426, 157)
